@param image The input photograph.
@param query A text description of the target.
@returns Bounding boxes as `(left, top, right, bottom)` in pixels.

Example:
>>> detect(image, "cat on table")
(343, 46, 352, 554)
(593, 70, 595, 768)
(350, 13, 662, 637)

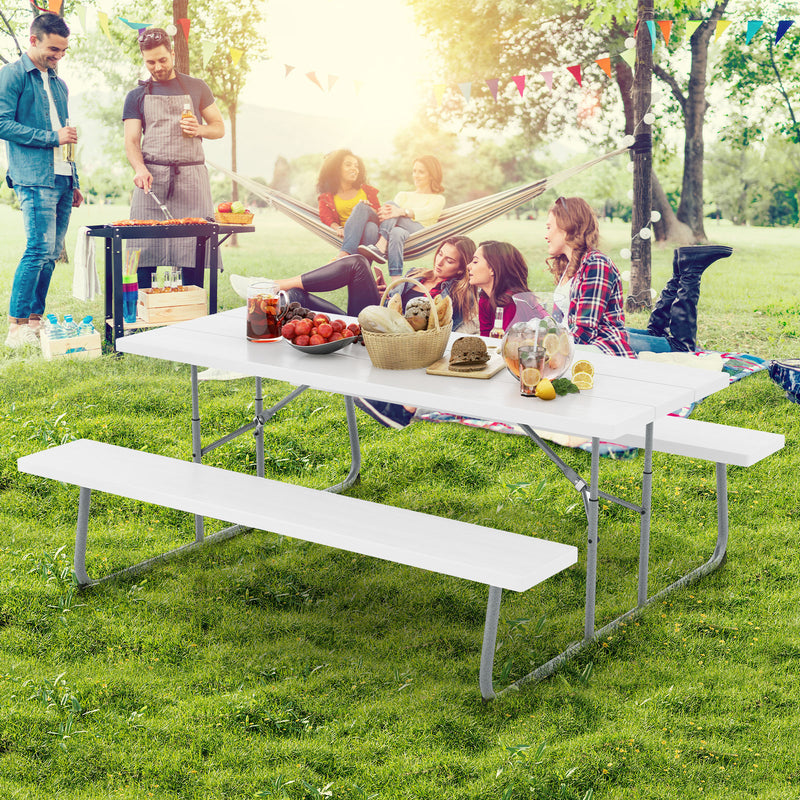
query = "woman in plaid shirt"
(545, 197, 635, 358)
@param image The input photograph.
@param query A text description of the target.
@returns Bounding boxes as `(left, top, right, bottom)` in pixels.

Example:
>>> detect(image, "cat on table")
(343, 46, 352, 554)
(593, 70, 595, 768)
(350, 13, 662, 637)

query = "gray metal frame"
(69, 372, 730, 701)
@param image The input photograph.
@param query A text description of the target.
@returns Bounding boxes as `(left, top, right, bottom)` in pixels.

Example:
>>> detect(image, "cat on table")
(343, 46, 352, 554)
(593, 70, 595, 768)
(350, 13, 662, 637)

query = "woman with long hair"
(467, 241, 531, 335)
(359, 155, 446, 278)
(544, 196, 635, 357)
(317, 149, 382, 273)
(275, 235, 478, 332)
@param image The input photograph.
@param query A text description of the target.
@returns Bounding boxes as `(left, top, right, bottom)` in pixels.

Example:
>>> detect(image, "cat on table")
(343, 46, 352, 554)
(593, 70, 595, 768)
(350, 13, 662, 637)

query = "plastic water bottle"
(44, 314, 66, 339)
(62, 314, 79, 337)
(77, 316, 95, 335)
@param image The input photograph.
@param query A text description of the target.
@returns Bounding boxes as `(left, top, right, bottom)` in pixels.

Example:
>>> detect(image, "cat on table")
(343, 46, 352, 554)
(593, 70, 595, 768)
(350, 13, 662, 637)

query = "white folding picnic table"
(116, 307, 733, 691)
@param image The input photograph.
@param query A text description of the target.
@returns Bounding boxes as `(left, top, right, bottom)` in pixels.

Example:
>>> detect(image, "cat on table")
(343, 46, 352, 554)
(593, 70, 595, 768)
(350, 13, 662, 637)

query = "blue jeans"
(626, 327, 672, 353)
(341, 201, 379, 255)
(9, 175, 74, 320)
(379, 207, 423, 276)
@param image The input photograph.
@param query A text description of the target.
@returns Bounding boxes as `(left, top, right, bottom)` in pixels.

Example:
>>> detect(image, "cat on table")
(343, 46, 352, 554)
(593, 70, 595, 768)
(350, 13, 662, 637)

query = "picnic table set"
(17, 279, 785, 699)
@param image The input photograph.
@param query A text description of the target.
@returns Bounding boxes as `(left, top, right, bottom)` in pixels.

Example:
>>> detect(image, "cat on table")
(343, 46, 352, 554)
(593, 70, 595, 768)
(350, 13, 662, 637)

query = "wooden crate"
(137, 286, 207, 324)
(41, 331, 102, 361)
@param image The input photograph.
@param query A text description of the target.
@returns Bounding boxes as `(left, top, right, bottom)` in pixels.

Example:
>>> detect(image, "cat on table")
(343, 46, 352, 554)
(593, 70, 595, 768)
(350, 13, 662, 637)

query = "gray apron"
(128, 76, 216, 279)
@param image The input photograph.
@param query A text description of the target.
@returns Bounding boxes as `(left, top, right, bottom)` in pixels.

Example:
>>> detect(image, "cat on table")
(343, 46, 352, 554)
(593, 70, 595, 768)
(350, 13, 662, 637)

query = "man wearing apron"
(122, 28, 224, 287)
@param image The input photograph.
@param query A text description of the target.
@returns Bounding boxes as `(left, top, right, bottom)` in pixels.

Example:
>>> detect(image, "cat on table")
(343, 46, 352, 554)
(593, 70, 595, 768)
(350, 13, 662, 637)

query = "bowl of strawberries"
(282, 306, 361, 354)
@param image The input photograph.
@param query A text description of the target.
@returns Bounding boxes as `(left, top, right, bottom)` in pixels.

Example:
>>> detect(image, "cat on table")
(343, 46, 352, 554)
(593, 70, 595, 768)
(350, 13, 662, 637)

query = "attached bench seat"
(613, 416, 785, 466)
(17, 439, 577, 700)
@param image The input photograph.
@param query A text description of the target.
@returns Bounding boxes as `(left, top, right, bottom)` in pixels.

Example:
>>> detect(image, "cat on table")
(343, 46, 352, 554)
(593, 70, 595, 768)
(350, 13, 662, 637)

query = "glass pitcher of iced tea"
(246, 281, 288, 342)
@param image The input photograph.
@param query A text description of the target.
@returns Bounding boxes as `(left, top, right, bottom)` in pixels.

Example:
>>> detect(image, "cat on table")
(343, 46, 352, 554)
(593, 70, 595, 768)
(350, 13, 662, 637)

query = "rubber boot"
(666, 245, 733, 352)
(646, 248, 681, 336)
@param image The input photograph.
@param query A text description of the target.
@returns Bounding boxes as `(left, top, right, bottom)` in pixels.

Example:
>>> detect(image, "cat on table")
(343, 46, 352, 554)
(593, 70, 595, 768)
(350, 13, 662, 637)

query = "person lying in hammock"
(545, 196, 732, 355)
(358, 156, 446, 278)
(317, 149, 383, 283)
(275, 236, 478, 333)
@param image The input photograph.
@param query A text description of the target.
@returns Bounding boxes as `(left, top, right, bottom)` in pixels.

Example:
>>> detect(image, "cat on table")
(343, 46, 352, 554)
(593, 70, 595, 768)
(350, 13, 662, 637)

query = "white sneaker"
(5, 324, 40, 349)
(230, 273, 269, 299)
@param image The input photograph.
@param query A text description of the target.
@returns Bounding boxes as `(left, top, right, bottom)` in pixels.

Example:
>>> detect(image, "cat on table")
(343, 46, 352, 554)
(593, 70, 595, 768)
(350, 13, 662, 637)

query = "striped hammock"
(208, 146, 629, 261)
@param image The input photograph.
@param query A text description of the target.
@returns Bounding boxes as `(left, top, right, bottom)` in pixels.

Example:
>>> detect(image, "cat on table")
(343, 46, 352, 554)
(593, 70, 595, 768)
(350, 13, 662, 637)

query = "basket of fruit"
(358, 277, 452, 370)
(214, 200, 254, 225)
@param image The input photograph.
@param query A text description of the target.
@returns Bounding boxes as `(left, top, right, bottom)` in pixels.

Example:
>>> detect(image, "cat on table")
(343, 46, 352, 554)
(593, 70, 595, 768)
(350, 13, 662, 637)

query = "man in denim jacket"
(0, 14, 82, 348)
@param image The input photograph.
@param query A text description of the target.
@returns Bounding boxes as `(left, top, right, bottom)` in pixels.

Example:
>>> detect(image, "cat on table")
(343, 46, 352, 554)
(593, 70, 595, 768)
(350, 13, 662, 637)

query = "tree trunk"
(172, 0, 189, 73)
(651, 171, 693, 243)
(676, 2, 728, 241)
(627, 0, 654, 314)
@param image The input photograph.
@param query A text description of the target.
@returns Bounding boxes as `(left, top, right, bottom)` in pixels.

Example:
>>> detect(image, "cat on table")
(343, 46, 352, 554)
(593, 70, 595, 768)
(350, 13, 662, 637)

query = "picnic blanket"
(416, 351, 770, 458)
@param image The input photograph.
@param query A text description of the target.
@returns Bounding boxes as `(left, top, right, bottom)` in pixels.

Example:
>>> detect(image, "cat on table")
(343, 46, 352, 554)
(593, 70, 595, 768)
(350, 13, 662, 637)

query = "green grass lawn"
(0, 203, 799, 799)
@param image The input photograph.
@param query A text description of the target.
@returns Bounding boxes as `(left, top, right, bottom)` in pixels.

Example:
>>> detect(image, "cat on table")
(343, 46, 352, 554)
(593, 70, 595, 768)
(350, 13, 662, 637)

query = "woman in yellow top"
(359, 155, 445, 277)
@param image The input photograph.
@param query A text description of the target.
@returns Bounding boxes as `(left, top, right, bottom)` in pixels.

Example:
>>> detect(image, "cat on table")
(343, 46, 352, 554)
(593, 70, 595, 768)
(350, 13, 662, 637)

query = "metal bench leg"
(479, 585, 503, 700)
(255, 377, 265, 478)
(325, 396, 361, 494)
(584, 437, 600, 641)
(637, 422, 654, 606)
(191, 365, 204, 543)
(74, 486, 93, 587)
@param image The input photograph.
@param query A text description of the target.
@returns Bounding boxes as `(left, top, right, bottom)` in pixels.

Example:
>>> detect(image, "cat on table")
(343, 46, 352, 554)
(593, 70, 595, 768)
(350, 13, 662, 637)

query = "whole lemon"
(535, 378, 556, 401)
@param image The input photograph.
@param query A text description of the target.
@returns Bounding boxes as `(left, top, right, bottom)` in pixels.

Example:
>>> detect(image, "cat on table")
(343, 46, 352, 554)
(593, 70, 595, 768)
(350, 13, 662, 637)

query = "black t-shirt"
(122, 73, 215, 131)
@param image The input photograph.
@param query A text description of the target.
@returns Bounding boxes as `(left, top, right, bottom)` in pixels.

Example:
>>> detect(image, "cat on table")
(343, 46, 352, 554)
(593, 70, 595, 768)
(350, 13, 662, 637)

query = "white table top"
(116, 308, 730, 442)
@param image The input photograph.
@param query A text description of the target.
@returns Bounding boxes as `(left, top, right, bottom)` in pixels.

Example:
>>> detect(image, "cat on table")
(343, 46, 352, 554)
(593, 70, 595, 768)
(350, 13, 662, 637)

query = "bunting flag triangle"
(201, 41, 215, 66)
(486, 78, 500, 100)
(433, 83, 446, 106)
(97, 11, 113, 43)
(776, 20, 794, 44)
(305, 71, 324, 90)
(118, 17, 149, 30)
(714, 20, 731, 42)
(566, 64, 582, 86)
(620, 48, 636, 69)
(511, 75, 525, 96)
(77, 5, 86, 33)
(230, 48, 243, 66)
(745, 20, 763, 44)
(645, 20, 656, 51)
(458, 82, 472, 102)
(685, 20, 702, 41)
(48, 0, 63, 13)
(177, 18, 190, 43)
(327, 75, 339, 92)
(284, 64, 295, 78)
(541, 71, 554, 91)
(596, 56, 612, 77)
(657, 20, 673, 46)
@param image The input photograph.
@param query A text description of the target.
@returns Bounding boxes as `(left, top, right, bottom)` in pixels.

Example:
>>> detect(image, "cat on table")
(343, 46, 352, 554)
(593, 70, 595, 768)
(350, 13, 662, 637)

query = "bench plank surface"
(612, 417, 784, 466)
(18, 440, 577, 593)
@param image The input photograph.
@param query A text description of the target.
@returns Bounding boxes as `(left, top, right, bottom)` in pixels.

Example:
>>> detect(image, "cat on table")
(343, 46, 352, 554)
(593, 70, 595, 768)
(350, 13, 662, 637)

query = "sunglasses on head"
(138, 28, 170, 47)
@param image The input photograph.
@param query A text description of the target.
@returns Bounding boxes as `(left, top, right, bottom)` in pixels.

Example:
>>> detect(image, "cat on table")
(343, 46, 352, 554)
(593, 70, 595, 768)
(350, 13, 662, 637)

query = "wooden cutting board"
(426, 349, 506, 379)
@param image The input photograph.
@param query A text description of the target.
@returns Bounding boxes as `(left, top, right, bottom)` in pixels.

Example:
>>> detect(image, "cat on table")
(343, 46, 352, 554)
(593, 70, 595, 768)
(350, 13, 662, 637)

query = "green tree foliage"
(716, 1, 800, 144)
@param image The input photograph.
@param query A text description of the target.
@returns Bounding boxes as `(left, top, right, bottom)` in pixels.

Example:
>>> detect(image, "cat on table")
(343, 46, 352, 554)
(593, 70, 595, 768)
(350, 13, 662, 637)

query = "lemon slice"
(521, 367, 542, 386)
(543, 333, 560, 356)
(572, 371, 594, 390)
(535, 379, 556, 400)
(571, 359, 595, 377)
(558, 333, 572, 356)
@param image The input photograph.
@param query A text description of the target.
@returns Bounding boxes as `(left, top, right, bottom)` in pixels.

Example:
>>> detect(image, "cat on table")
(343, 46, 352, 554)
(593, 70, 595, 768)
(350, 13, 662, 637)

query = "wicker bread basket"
(361, 276, 452, 370)
(214, 211, 254, 225)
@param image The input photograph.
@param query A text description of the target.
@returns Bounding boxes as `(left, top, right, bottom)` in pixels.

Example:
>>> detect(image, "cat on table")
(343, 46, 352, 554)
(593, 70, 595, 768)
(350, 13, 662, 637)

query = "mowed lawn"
(0, 200, 799, 799)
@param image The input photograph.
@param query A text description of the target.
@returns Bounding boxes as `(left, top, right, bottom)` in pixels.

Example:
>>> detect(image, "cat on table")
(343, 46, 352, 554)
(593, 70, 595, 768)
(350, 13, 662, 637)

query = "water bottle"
(77, 316, 95, 335)
(44, 314, 66, 339)
(62, 314, 79, 337)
